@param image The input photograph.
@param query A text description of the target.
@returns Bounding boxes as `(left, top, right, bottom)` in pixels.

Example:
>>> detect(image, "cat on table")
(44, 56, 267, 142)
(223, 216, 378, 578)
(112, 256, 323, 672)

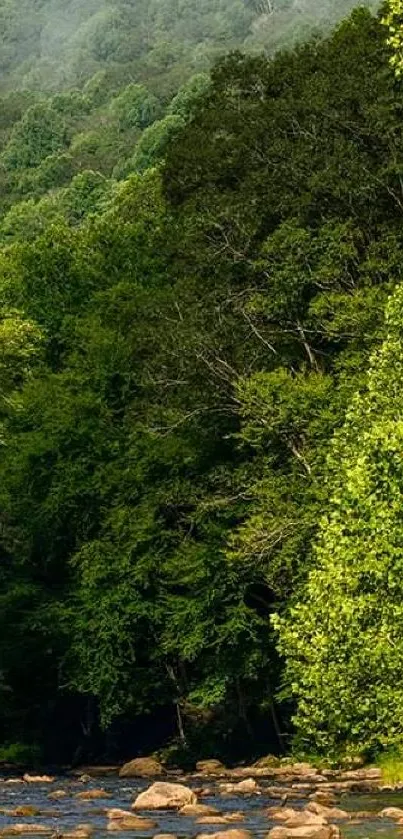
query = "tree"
(274, 283, 403, 758)
(382, 0, 403, 75)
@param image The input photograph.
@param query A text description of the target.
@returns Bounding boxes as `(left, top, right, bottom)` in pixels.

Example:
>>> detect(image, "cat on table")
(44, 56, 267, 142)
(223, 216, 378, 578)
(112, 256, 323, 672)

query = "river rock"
(48, 791, 68, 800)
(23, 775, 54, 784)
(379, 807, 403, 819)
(179, 804, 220, 816)
(196, 830, 252, 839)
(219, 778, 259, 795)
(108, 815, 157, 831)
(308, 794, 337, 807)
(267, 826, 341, 839)
(305, 803, 350, 820)
(266, 808, 302, 822)
(119, 758, 164, 778)
(225, 814, 245, 823)
(75, 789, 111, 800)
(62, 825, 94, 839)
(195, 761, 226, 775)
(71, 767, 119, 778)
(153, 835, 178, 839)
(9, 808, 41, 818)
(0, 826, 51, 836)
(280, 765, 318, 777)
(133, 782, 197, 810)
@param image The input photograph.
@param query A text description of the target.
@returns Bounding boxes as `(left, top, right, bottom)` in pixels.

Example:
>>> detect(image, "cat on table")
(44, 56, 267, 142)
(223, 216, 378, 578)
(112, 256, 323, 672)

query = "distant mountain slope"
(0, 0, 380, 93)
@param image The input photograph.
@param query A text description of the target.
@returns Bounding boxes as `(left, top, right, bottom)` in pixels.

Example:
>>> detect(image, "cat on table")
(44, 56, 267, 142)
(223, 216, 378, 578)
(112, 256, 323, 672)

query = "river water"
(1, 777, 403, 839)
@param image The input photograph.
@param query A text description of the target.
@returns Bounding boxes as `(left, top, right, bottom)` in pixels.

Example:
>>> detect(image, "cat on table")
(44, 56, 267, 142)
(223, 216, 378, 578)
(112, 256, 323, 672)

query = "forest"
(3, 0, 403, 769)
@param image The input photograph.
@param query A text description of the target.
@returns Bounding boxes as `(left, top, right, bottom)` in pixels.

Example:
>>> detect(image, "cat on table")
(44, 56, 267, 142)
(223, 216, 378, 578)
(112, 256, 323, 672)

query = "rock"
(199, 788, 214, 797)
(253, 756, 280, 769)
(119, 758, 164, 778)
(70, 767, 119, 777)
(48, 792, 68, 800)
(78, 776, 92, 784)
(267, 826, 341, 839)
(107, 810, 135, 820)
(62, 825, 94, 839)
(132, 782, 197, 810)
(266, 808, 301, 822)
(285, 816, 327, 829)
(308, 794, 337, 807)
(23, 775, 54, 784)
(179, 804, 220, 816)
(339, 768, 381, 781)
(153, 835, 178, 839)
(108, 816, 157, 831)
(380, 807, 403, 819)
(265, 788, 305, 801)
(219, 778, 259, 795)
(305, 803, 350, 820)
(196, 817, 230, 825)
(280, 765, 318, 777)
(225, 814, 245, 823)
(9, 808, 41, 818)
(0, 826, 51, 836)
(195, 761, 226, 775)
(4, 779, 24, 785)
(75, 789, 111, 800)
(196, 830, 252, 839)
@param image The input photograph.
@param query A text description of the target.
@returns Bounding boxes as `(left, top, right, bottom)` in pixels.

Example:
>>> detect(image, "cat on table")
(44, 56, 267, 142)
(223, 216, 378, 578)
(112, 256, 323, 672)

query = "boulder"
(225, 814, 245, 823)
(132, 782, 197, 810)
(75, 789, 111, 800)
(267, 827, 341, 839)
(48, 791, 68, 800)
(119, 758, 164, 778)
(196, 830, 252, 839)
(195, 761, 226, 775)
(179, 804, 220, 816)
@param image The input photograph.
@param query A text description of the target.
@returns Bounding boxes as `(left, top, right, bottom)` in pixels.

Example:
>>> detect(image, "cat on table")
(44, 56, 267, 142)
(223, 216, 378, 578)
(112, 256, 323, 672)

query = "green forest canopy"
(2, 0, 403, 766)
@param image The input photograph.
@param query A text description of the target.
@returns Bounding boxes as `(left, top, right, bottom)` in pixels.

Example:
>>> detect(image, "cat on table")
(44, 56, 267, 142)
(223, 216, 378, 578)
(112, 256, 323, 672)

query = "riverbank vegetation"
(3, 0, 403, 768)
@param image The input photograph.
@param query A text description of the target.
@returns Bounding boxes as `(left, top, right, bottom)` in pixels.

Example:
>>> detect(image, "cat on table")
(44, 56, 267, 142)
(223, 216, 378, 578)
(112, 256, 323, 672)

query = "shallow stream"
(1, 777, 403, 839)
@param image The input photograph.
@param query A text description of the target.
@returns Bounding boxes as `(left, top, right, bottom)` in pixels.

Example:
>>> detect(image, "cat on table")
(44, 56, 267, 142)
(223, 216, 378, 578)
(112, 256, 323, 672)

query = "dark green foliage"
(2, 4, 403, 765)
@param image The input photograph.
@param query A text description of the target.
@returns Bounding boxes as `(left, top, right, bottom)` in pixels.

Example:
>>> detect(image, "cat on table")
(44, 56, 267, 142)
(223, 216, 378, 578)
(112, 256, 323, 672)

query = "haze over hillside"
(0, 0, 380, 93)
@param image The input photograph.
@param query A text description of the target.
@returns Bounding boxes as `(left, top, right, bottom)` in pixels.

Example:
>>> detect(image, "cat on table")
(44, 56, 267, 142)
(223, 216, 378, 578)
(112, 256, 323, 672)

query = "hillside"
(3, 0, 403, 770)
(0, 0, 380, 93)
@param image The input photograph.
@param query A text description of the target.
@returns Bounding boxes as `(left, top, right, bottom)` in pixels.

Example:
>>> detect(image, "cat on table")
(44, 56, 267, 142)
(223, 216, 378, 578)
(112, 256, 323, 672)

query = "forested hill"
(3, 0, 403, 771)
(1, 0, 379, 93)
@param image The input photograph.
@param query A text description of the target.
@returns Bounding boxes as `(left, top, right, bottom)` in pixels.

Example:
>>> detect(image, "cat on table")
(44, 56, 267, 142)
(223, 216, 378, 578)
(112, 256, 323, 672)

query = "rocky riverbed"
(1, 765, 403, 839)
